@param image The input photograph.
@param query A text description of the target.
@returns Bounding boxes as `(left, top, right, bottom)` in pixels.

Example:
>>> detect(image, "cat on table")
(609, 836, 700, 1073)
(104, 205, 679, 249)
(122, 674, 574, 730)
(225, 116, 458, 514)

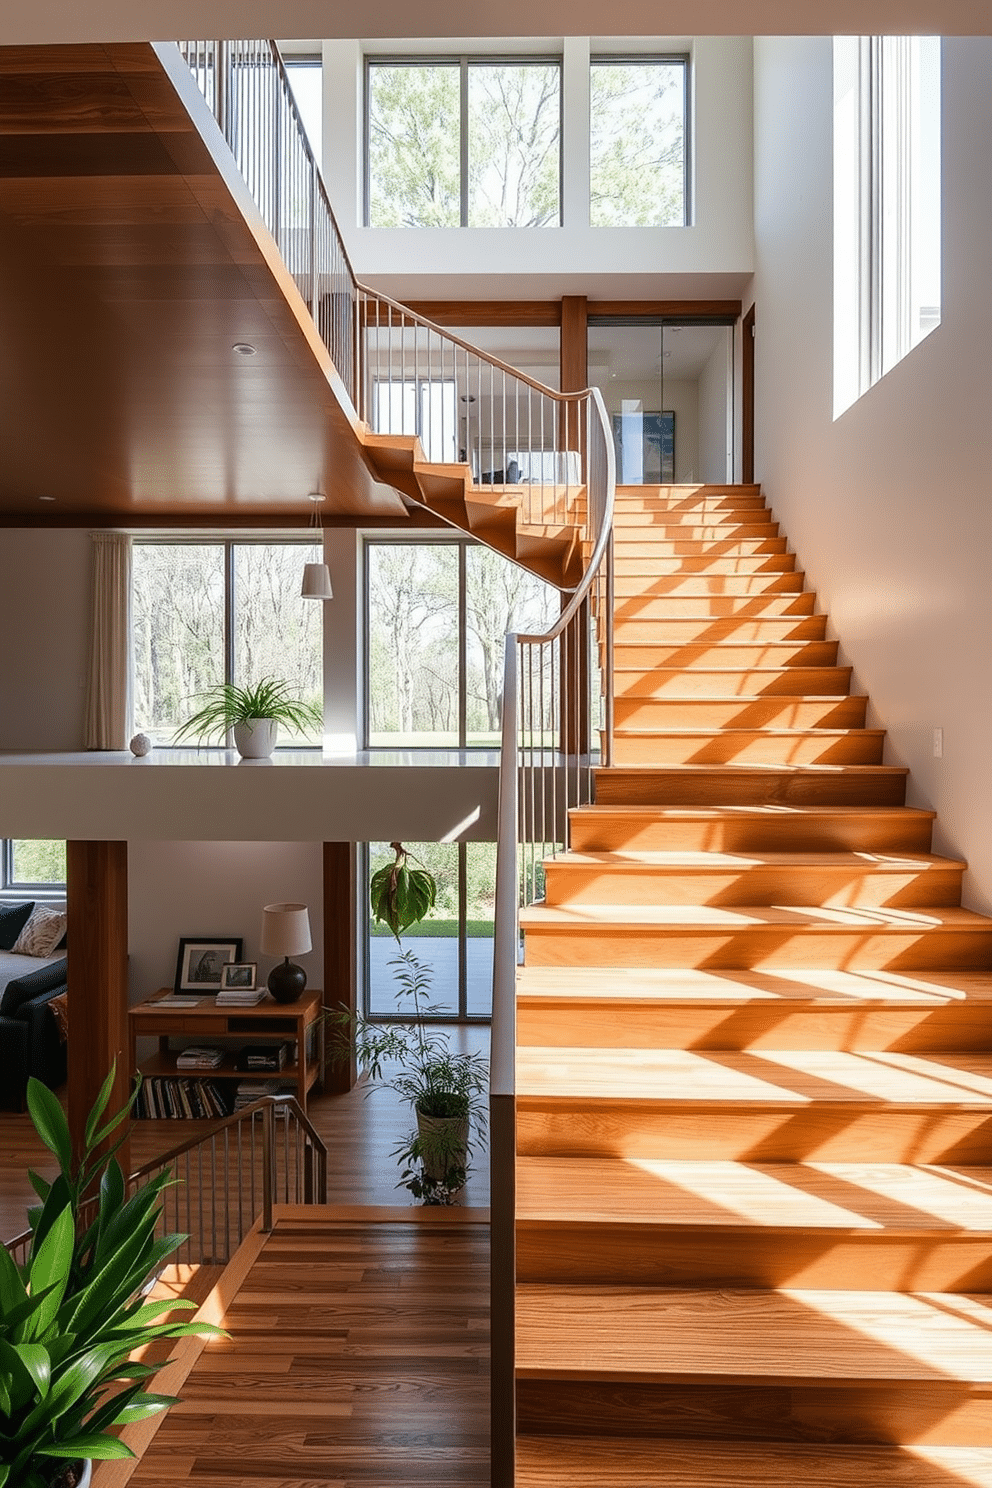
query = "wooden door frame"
(742, 303, 755, 484)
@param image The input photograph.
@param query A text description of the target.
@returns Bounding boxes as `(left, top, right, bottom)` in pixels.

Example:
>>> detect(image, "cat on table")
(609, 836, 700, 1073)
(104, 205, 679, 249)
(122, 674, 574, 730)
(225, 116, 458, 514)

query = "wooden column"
(559, 294, 588, 453)
(66, 840, 130, 1169)
(560, 295, 591, 758)
(322, 841, 356, 1094)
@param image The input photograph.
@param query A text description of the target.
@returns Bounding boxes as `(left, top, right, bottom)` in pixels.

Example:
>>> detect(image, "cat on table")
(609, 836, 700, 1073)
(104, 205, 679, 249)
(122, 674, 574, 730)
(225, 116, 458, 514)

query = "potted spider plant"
(0, 1072, 223, 1488)
(173, 677, 322, 758)
(332, 844, 488, 1205)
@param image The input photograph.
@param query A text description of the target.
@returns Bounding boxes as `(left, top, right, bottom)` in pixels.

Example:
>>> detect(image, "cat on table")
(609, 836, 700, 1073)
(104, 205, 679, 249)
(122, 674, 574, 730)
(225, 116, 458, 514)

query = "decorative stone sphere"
(129, 733, 153, 757)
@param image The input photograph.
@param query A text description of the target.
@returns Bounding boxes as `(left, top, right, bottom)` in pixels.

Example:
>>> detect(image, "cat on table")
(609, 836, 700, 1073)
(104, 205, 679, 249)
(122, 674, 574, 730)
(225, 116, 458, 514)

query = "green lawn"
(369, 920, 494, 938)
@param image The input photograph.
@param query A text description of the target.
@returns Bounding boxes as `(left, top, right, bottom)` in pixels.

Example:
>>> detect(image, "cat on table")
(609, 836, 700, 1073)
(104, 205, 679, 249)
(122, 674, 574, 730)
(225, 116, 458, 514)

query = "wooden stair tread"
(515, 1284, 992, 1383)
(597, 762, 903, 775)
(515, 1158, 992, 1233)
(546, 850, 965, 872)
(515, 1437, 992, 1486)
(574, 805, 935, 820)
(611, 727, 885, 739)
(515, 1046, 992, 1107)
(515, 965, 992, 1005)
(520, 902, 990, 930)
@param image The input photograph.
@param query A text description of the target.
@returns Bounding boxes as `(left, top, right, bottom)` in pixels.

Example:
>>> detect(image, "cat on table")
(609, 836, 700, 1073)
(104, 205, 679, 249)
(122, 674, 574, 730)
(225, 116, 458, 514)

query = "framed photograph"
(174, 937, 243, 995)
(220, 961, 257, 992)
(612, 410, 675, 484)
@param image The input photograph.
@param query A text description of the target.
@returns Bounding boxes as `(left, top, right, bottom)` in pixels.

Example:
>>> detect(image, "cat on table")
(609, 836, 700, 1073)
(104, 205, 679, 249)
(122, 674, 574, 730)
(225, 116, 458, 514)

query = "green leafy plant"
(335, 949, 488, 1205)
(173, 677, 322, 746)
(0, 1072, 223, 1488)
(369, 844, 437, 941)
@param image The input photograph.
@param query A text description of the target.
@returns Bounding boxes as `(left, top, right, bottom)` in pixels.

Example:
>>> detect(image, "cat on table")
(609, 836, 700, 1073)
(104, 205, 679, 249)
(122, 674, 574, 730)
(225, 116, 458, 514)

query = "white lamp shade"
(301, 562, 333, 600)
(260, 903, 312, 957)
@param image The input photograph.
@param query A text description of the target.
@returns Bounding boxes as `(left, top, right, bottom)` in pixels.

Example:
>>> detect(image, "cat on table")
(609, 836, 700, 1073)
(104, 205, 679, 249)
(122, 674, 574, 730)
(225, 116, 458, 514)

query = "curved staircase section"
(514, 483, 992, 1486)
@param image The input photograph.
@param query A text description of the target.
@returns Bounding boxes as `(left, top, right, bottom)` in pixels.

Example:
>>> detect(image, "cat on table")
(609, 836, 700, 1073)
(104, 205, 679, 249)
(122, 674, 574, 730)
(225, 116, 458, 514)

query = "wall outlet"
(933, 727, 943, 759)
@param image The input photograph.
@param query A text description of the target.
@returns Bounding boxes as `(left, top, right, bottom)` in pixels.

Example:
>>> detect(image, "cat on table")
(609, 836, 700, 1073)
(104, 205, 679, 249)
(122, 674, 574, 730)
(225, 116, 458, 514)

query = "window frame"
(1, 840, 67, 896)
(588, 52, 692, 229)
(364, 53, 564, 229)
(132, 535, 323, 750)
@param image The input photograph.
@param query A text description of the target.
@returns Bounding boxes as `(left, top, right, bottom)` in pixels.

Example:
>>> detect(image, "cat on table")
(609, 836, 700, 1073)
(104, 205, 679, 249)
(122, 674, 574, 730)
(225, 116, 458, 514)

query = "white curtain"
(84, 532, 132, 750)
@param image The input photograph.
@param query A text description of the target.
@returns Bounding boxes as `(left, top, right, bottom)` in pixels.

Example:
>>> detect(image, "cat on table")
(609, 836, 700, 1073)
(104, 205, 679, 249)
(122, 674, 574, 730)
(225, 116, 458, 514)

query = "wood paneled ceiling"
(0, 43, 405, 526)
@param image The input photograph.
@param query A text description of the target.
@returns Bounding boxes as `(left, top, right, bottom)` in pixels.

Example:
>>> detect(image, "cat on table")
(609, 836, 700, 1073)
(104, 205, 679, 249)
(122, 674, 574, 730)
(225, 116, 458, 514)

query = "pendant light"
(301, 492, 333, 600)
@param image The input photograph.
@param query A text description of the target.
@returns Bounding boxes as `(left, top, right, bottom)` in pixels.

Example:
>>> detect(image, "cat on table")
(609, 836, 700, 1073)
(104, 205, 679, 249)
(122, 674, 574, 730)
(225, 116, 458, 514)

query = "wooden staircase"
(512, 484, 992, 1486)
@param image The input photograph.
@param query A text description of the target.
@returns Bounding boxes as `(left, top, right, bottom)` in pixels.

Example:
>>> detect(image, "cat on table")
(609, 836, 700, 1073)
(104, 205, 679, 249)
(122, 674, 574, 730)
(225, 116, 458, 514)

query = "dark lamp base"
(268, 958, 307, 1004)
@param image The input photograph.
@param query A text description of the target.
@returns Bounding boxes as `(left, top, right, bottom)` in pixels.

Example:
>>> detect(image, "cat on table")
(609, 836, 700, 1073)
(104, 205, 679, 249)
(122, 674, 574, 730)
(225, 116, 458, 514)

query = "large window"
(590, 57, 689, 227)
(365, 538, 556, 748)
(366, 57, 561, 227)
(834, 36, 941, 416)
(1, 841, 66, 892)
(364, 839, 495, 1020)
(132, 541, 322, 746)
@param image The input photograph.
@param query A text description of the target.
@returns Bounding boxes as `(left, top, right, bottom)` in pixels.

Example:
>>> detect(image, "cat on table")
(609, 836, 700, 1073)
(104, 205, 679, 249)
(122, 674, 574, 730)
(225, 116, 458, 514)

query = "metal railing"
(5, 1096, 327, 1269)
(171, 38, 594, 551)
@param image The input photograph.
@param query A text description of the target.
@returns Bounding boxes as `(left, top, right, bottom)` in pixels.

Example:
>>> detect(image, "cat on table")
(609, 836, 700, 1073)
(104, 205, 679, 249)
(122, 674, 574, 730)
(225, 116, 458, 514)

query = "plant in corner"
(173, 677, 322, 758)
(0, 1071, 224, 1488)
(333, 844, 488, 1205)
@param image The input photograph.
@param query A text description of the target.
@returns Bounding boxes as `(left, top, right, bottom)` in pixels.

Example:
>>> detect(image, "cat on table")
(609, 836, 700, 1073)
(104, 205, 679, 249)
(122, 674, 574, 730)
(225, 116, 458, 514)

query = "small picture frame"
(174, 937, 243, 995)
(220, 962, 257, 992)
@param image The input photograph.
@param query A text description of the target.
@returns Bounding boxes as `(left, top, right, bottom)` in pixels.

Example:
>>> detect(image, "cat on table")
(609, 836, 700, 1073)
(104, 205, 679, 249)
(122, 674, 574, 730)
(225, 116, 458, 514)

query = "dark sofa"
(0, 901, 68, 1110)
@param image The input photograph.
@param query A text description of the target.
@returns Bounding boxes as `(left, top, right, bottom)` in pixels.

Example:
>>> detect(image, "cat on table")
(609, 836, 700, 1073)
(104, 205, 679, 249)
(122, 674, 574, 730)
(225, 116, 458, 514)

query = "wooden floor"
(125, 1213, 490, 1488)
(0, 1027, 491, 1241)
(514, 485, 992, 1486)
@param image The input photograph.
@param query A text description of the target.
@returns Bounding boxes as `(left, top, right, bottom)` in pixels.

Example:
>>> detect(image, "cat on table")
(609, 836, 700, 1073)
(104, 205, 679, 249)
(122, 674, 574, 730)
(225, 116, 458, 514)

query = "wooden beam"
(399, 300, 562, 327)
(322, 841, 356, 1094)
(66, 840, 130, 1168)
(587, 300, 742, 321)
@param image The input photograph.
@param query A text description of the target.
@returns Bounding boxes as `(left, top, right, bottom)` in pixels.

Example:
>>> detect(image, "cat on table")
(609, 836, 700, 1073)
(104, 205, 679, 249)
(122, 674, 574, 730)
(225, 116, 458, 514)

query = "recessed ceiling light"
(232, 343, 257, 356)
(38, 495, 56, 502)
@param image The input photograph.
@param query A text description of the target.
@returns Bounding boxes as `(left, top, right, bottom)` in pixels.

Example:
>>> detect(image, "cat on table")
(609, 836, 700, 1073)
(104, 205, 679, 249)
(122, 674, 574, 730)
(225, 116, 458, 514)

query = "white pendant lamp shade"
(301, 561, 333, 600)
(261, 903, 313, 957)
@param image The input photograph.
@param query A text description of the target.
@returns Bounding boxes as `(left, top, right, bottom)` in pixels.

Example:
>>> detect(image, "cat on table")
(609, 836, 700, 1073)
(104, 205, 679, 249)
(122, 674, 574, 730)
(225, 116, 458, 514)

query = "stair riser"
(515, 1225, 992, 1292)
(611, 617, 828, 642)
(541, 864, 961, 908)
(613, 668, 852, 696)
(522, 925, 992, 971)
(594, 768, 903, 807)
(613, 593, 817, 617)
(610, 539, 789, 557)
(614, 573, 806, 596)
(515, 1379, 992, 1448)
(568, 812, 933, 854)
(608, 733, 884, 766)
(515, 1104, 992, 1164)
(613, 522, 781, 538)
(612, 643, 840, 669)
(516, 1003, 992, 1052)
(613, 697, 868, 728)
(614, 555, 797, 575)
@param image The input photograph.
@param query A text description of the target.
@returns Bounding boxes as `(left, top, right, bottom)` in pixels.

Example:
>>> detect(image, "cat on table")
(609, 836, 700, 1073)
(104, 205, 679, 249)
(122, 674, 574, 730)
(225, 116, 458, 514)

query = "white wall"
(127, 840, 324, 1003)
(697, 334, 732, 482)
(0, 530, 91, 751)
(751, 36, 992, 912)
(323, 36, 754, 295)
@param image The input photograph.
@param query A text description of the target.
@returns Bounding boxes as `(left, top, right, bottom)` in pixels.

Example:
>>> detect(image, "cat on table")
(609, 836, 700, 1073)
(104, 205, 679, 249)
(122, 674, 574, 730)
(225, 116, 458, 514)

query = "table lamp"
(260, 902, 312, 1003)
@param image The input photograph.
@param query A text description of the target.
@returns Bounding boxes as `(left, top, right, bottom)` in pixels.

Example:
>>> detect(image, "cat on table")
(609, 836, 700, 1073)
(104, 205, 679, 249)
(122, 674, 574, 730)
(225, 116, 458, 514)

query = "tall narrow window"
(366, 57, 561, 228)
(834, 36, 941, 416)
(590, 57, 689, 227)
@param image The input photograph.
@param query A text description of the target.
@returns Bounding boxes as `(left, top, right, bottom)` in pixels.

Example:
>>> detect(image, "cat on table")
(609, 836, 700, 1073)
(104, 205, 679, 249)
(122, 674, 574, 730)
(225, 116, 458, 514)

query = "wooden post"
(559, 294, 588, 453)
(742, 303, 755, 484)
(66, 840, 130, 1170)
(322, 841, 356, 1093)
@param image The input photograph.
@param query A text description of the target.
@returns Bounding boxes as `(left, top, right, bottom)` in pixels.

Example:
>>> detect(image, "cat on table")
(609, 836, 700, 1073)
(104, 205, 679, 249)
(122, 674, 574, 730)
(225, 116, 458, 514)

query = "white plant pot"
(233, 718, 278, 758)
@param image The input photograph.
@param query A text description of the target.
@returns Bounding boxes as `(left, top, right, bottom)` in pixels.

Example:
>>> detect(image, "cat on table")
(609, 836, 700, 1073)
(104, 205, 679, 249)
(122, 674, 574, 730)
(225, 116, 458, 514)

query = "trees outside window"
(590, 58, 688, 227)
(365, 538, 556, 748)
(2, 841, 66, 890)
(132, 541, 322, 745)
(366, 58, 561, 228)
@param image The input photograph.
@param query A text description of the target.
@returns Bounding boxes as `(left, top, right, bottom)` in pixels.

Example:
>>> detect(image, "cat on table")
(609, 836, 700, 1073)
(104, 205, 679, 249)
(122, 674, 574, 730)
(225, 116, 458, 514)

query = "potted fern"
(333, 844, 488, 1205)
(173, 677, 322, 757)
(0, 1072, 223, 1488)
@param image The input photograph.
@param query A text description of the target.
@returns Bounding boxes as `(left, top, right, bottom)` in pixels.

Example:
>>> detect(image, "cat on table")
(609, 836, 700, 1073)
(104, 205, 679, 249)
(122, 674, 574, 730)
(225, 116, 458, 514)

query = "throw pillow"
(13, 906, 68, 959)
(0, 900, 35, 950)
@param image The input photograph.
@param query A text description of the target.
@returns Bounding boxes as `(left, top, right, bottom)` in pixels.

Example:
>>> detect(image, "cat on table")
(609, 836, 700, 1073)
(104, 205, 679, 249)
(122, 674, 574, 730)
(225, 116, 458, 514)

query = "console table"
(129, 985, 323, 1114)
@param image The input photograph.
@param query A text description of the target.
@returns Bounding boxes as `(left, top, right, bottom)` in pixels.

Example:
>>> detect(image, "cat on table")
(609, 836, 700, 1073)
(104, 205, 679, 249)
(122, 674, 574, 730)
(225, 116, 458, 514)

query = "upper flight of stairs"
(363, 431, 584, 587)
(513, 484, 992, 1487)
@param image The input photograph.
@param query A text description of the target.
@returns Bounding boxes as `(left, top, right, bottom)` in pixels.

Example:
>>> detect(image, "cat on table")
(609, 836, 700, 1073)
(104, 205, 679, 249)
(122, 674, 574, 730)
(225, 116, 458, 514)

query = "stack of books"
(232, 1079, 293, 1114)
(236, 1042, 289, 1073)
(216, 984, 267, 1007)
(176, 1045, 224, 1071)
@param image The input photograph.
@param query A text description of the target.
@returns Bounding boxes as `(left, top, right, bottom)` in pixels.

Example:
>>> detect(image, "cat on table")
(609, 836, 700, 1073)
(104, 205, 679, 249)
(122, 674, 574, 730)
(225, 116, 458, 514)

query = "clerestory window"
(589, 56, 689, 227)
